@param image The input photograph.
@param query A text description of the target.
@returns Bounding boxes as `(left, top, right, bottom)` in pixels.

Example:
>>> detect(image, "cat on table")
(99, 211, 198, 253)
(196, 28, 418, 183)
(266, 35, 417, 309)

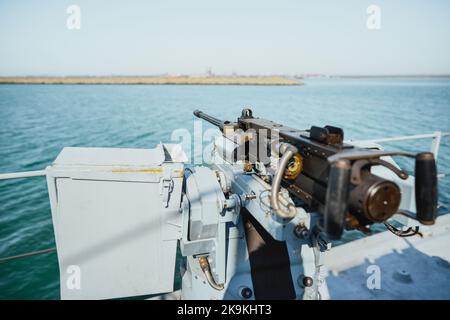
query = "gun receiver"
(194, 109, 438, 240)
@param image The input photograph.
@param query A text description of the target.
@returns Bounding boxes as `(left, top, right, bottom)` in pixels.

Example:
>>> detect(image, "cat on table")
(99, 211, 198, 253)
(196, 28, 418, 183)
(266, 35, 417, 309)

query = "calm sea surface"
(1, 79, 449, 299)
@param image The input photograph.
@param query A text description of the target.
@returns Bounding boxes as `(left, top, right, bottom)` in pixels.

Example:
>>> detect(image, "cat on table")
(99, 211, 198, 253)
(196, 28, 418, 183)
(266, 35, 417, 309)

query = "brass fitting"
(284, 154, 303, 180)
(198, 256, 210, 271)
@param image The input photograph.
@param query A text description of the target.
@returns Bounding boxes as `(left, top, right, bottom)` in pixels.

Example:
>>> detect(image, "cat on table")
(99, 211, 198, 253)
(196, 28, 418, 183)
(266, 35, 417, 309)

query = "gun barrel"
(193, 110, 226, 130)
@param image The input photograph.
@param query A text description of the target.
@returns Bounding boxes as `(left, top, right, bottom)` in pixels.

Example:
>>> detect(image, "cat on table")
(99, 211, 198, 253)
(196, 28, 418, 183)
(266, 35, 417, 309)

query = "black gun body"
(238, 117, 346, 199)
(194, 109, 437, 232)
(238, 116, 392, 226)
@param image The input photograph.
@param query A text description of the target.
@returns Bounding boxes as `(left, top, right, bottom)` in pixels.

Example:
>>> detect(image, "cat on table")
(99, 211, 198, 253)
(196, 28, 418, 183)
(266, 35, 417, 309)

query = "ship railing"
(0, 169, 46, 180)
(349, 131, 450, 159)
(0, 131, 449, 181)
(348, 131, 450, 181)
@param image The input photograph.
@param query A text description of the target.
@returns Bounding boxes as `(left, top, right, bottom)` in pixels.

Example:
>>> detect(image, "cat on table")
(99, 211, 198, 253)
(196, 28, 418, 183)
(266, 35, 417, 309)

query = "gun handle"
(324, 160, 351, 240)
(415, 152, 438, 225)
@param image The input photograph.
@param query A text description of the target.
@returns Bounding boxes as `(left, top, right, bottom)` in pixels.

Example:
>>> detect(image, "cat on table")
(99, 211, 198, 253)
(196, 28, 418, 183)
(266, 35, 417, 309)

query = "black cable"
(384, 223, 422, 238)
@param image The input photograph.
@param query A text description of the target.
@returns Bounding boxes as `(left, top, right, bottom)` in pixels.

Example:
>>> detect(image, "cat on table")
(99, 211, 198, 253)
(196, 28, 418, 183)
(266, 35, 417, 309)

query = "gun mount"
(32, 108, 440, 300)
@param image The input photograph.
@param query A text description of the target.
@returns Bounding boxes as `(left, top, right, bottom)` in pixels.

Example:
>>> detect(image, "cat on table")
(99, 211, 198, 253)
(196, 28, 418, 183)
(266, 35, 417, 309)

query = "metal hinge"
(161, 178, 174, 208)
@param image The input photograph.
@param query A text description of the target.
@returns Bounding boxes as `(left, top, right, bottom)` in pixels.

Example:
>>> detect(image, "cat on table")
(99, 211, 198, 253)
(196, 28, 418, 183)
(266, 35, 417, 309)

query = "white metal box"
(46, 144, 186, 300)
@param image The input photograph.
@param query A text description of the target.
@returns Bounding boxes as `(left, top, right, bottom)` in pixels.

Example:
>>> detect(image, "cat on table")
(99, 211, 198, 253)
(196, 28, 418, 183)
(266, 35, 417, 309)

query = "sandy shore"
(0, 76, 302, 86)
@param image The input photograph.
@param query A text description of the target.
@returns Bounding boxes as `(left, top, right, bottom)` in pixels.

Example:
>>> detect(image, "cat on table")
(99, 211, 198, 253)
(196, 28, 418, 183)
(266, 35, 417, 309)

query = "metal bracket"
(161, 178, 174, 208)
(351, 158, 408, 184)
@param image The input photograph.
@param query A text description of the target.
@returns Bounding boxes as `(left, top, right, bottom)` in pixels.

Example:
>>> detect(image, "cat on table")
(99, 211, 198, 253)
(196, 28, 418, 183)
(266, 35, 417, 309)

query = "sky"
(0, 0, 449, 76)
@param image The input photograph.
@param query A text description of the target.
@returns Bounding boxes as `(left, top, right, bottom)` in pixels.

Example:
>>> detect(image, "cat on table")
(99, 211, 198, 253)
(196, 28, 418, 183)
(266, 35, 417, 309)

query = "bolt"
(294, 223, 310, 239)
(393, 269, 412, 283)
(240, 287, 253, 299)
(302, 276, 313, 287)
(245, 193, 256, 200)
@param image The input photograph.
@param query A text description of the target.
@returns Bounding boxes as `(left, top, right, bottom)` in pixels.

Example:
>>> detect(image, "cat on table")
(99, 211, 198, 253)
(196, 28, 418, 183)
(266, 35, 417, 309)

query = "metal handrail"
(0, 169, 46, 180)
(348, 131, 450, 158)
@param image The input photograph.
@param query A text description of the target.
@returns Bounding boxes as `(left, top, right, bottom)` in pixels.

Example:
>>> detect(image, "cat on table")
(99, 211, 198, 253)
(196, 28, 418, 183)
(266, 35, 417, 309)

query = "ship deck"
(153, 214, 450, 300)
(325, 214, 450, 299)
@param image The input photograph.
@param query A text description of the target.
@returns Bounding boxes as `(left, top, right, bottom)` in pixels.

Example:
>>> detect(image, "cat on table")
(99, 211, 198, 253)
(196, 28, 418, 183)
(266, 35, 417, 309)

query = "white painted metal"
(178, 135, 330, 300)
(0, 170, 46, 180)
(431, 131, 443, 158)
(46, 144, 186, 300)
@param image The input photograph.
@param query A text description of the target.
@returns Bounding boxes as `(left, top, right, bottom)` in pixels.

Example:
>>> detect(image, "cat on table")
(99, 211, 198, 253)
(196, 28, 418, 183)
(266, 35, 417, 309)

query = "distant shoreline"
(330, 75, 450, 80)
(0, 76, 302, 86)
(1, 75, 448, 85)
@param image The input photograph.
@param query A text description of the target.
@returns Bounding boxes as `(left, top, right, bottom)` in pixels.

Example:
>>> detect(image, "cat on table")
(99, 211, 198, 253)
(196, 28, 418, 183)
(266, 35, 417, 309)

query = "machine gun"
(194, 108, 438, 239)
(44, 108, 439, 300)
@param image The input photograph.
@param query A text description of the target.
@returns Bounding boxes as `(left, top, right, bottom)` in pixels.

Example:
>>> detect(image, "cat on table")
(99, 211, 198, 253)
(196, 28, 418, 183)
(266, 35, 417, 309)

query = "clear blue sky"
(0, 0, 449, 76)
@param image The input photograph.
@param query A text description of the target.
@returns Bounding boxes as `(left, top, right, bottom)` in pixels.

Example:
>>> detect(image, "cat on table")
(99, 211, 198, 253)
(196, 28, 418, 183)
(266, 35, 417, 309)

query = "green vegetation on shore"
(0, 76, 302, 86)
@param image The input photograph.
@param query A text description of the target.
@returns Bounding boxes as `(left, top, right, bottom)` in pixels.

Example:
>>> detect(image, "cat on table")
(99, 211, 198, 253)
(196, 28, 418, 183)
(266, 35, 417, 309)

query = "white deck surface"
(325, 214, 450, 299)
